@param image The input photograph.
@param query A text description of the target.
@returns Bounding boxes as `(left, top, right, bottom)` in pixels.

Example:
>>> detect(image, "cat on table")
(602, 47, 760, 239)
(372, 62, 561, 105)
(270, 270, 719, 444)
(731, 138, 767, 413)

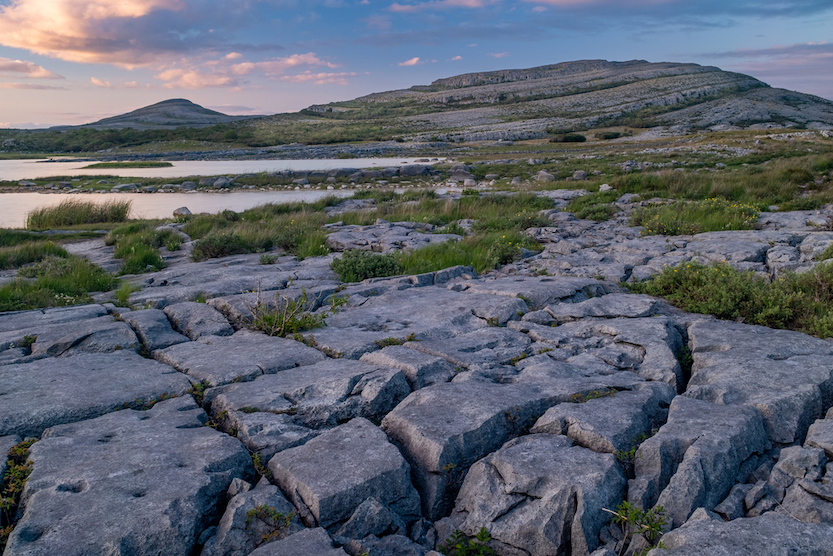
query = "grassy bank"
(27, 199, 132, 229)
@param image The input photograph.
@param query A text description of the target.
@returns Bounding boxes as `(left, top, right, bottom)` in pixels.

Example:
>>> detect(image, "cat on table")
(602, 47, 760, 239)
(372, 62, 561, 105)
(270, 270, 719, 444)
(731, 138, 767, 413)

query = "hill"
(291, 59, 833, 141)
(54, 99, 261, 131)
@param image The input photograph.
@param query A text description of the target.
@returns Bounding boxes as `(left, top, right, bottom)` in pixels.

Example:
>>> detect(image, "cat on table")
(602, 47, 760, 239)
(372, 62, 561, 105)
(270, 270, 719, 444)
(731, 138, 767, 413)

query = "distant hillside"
(298, 59, 833, 141)
(55, 99, 261, 131)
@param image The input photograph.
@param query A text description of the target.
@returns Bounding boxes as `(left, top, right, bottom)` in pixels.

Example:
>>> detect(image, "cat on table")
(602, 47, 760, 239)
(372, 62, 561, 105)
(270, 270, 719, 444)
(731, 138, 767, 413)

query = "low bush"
(331, 249, 402, 282)
(190, 232, 252, 261)
(26, 199, 131, 229)
(630, 198, 760, 236)
(0, 241, 67, 270)
(550, 133, 587, 143)
(628, 261, 833, 338)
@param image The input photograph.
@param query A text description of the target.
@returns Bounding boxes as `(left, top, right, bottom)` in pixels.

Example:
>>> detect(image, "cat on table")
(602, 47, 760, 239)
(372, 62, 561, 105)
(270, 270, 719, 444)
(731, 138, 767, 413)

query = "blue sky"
(0, 0, 831, 127)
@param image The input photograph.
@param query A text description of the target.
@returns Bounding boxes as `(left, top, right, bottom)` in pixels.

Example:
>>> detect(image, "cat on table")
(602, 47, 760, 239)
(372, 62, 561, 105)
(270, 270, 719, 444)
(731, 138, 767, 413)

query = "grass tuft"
(27, 199, 131, 229)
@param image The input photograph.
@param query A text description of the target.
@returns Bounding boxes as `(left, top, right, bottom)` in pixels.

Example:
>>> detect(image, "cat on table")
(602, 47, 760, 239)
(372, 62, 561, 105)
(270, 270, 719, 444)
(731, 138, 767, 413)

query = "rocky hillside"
(56, 99, 260, 131)
(302, 59, 833, 141)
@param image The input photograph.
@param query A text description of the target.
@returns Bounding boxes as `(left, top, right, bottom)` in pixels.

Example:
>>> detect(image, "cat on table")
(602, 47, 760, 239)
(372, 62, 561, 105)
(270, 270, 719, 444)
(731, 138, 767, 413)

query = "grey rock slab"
(687, 319, 833, 444)
(309, 287, 522, 360)
(513, 316, 684, 391)
(451, 434, 625, 556)
(648, 512, 833, 556)
(460, 276, 610, 310)
(268, 418, 421, 529)
(545, 293, 662, 322)
(0, 304, 107, 335)
(4, 397, 253, 556)
(359, 345, 456, 389)
(344, 534, 429, 556)
(628, 396, 769, 529)
(222, 411, 318, 460)
(806, 418, 833, 459)
(208, 358, 410, 430)
(153, 330, 326, 387)
(778, 479, 833, 524)
(247, 528, 347, 556)
(29, 315, 139, 357)
(530, 382, 675, 453)
(335, 496, 406, 539)
(121, 308, 189, 350)
(713, 483, 754, 521)
(405, 327, 531, 371)
(163, 301, 234, 340)
(0, 351, 192, 437)
(201, 477, 303, 556)
(381, 381, 565, 520)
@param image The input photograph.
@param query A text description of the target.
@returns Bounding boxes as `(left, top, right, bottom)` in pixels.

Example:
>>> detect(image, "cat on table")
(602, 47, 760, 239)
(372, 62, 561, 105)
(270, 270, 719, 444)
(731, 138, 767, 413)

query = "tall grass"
(0, 255, 117, 312)
(630, 198, 761, 236)
(27, 199, 132, 229)
(0, 242, 68, 270)
(105, 222, 176, 274)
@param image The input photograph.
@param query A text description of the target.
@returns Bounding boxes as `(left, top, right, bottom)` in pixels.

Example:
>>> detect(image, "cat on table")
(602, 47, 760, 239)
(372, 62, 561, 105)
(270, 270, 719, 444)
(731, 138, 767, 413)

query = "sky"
(0, 0, 831, 128)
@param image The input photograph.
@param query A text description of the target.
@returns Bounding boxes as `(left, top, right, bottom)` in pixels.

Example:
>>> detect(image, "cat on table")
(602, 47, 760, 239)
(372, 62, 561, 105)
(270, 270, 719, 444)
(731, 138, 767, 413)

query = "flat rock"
(121, 308, 189, 350)
(451, 434, 625, 556)
(153, 330, 326, 387)
(0, 352, 192, 437)
(30, 315, 139, 357)
(268, 418, 421, 529)
(531, 382, 675, 453)
(629, 396, 769, 529)
(460, 276, 610, 310)
(650, 512, 833, 555)
(381, 381, 564, 520)
(4, 397, 253, 556)
(405, 327, 531, 371)
(247, 528, 347, 556)
(0, 304, 107, 335)
(359, 345, 455, 389)
(309, 288, 526, 360)
(208, 358, 411, 430)
(545, 293, 662, 322)
(163, 302, 234, 340)
(687, 319, 833, 444)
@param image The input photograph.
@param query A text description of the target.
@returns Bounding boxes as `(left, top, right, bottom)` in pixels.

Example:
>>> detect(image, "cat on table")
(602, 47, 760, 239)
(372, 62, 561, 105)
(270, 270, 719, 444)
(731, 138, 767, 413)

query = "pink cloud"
(90, 77, 111, 87)
(390, 0, 499, 13)
(0, 82, 66, 89)
(488, 52, 509, 58)
(399, 57, 422, 66)
(0, 56, 63, 79)
(0, 0, 186, 66)
(155, 68, 237, 89)
(231, 53, 339, 77)
(451, 55, 463, 61)
(281, 71, 358, 85)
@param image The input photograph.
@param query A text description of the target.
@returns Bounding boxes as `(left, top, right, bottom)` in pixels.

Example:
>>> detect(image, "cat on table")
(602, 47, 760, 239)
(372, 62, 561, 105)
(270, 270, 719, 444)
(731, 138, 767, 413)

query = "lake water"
(0, 190, 356, 229)
(0, 157, 439, 181)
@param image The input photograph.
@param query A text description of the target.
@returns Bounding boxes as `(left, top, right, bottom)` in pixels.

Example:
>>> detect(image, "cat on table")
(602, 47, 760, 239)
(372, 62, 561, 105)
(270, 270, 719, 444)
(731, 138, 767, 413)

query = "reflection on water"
(0, 190, 354, 229)
(0, 157, 438, 181)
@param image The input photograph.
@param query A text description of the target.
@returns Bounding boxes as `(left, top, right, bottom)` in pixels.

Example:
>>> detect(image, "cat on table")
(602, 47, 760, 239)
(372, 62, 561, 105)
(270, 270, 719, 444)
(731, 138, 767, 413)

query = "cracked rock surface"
(3, 200, 833, 555)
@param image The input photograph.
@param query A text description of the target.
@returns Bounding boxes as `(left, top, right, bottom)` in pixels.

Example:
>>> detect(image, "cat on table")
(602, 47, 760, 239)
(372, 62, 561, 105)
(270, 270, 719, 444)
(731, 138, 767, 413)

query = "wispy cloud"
(451, 55, 463, 60)
(389, 0, 500, 13)
(0, 57, 63, 79)
(0, 82, 66, 89)
(281, 71, 357, 84)
(90, 77, 111, 87)
(488, 51, 509, 58)
(398, 57, 423, 66)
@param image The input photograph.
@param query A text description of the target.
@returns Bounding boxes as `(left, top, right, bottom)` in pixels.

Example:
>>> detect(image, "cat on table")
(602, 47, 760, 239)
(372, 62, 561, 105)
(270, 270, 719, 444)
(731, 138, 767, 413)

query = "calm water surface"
(0, 157, 437, 181)
(0, 190, 355, 228)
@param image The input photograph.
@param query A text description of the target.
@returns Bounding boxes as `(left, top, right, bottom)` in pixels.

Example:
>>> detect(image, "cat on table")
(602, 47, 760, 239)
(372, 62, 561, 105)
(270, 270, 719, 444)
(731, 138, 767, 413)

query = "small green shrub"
(439, 528, 496, 556)
(330, 249, 402, 282)
(565, 191, 620, 221)
(259, 254, 277, 265)
(598, 131, 622, 140)
(114, 281, 141, 307)
(0, 439, 37, 551)
(191, 232, 252, 261)
(550, 133, 586, 143)
(246, 288, 345, 337)
(608, 501, 667, 556)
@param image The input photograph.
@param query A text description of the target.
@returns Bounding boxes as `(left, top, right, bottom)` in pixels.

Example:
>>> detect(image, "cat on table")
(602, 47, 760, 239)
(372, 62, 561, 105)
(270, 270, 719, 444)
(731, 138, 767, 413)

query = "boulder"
(181, 181, 197, 190)
(121, 308, 189, 351)
(628, 396, 769, 529)
(268, 418, 421, 529)
(335, 496, 406, 539)
(173, 207, 192, 217)
(0, 351, 192, 437)
(381, 381, 564, 520)
(201, 477, 303, 556)
(30, 315, 139, 357)
(4, 397, 253, 556)
(687, 319, 833, 444)
(163, 301, 235, 340)
(450, 435, 625, 556)
(247, 528, 347, 556)
(153, 330, 326, 387)
(359, 345, 456, 389)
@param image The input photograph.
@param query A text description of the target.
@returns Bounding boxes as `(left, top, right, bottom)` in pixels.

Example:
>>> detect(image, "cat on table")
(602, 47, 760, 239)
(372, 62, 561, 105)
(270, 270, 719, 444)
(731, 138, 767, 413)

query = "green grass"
(397, 232, 539, 275)
(0, 255, 117, 312)
(630, 198, 761, 236)
(27, 199, 132, 229)
(0, 242, 68, 270)
(81, 162, 173, 169)
(565, 190, 621, 221)
(331, 250, 402, 282)
(106, 222, 177, 274)
(628, 261, 833, 338)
